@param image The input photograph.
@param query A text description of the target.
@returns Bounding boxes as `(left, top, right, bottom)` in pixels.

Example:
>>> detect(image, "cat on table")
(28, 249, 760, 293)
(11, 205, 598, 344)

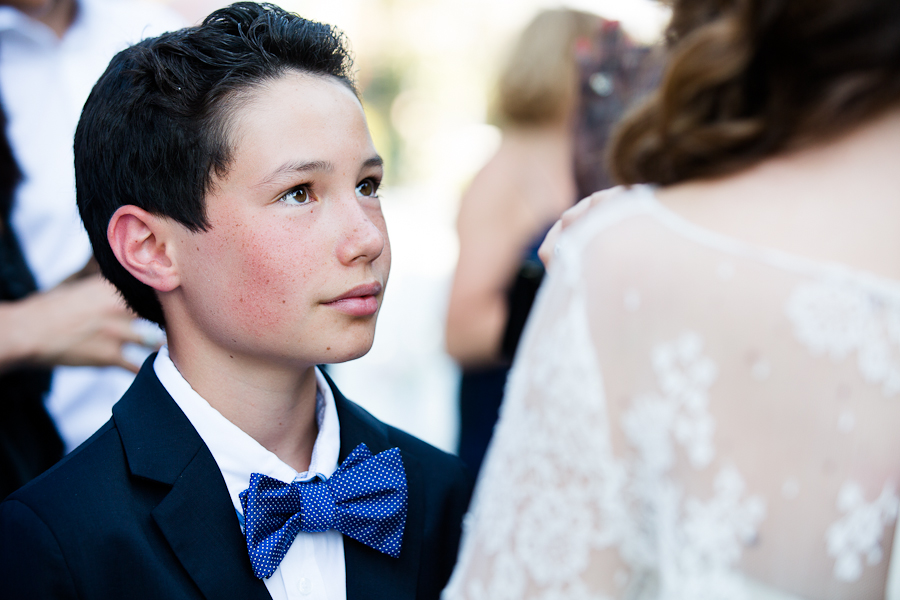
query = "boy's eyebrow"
(256, 156, 384, 188)
(362, 156, 385, 170)
(255, 160, 332, 188)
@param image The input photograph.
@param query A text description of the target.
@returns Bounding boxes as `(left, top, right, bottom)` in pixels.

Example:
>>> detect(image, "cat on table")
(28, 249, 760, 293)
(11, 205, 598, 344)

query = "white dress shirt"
(0, 0, 183, 451)
(154, 346, 347, 600)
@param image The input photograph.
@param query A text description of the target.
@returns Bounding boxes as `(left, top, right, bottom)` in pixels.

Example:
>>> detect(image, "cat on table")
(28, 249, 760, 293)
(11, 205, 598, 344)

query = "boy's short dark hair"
(75, 2, 357, 327)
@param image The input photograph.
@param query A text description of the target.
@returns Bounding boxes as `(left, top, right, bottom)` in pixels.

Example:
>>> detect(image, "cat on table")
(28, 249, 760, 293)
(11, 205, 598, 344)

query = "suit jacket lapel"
(113, 358, 271, 600)
(327, 373, 423, 600)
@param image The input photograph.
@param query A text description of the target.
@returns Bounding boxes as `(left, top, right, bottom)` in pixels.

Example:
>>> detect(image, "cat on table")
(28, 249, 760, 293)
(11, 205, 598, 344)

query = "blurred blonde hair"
(495, 8, 602, 126)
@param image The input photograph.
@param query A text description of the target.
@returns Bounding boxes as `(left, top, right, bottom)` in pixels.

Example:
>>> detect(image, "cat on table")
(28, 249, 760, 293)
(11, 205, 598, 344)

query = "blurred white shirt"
(0, 0, 184, 451)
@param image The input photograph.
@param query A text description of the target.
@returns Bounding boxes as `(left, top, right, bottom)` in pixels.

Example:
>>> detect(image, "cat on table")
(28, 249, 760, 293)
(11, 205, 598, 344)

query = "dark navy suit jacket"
(0, 358, 473, 599)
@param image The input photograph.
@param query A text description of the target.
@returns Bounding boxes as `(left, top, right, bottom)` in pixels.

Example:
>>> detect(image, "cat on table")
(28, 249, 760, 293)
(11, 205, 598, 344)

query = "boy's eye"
(279, 185, 311, 205)
(356, 179, 378, 197)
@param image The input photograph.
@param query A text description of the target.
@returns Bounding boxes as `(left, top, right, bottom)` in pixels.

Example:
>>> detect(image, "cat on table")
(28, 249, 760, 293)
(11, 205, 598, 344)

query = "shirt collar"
(153, 345, 341, 515)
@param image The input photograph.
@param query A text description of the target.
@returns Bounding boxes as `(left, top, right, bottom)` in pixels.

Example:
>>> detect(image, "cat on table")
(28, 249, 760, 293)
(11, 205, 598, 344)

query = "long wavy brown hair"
(609, 0, 900, 185)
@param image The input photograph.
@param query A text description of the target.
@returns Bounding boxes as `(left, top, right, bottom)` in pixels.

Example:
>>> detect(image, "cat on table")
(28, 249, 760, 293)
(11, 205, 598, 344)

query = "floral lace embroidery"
(622, 334, 766, 599)
(634, 332, 719, 470)
(826, 482, 900, 582)
(444, 287, 625, 600)
(786, 277, 900, 396)
(446, 317, 767, 599)
(788, 278, 900, 583)
(446, 192, 900, 600)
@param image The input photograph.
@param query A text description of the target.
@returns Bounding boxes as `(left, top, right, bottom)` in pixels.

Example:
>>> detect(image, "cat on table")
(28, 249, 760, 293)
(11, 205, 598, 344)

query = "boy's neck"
(167, 341, 321, 474)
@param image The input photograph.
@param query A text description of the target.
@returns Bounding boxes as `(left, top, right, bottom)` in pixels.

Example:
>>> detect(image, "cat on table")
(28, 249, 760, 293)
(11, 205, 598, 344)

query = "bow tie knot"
(240, 443, 408, 579)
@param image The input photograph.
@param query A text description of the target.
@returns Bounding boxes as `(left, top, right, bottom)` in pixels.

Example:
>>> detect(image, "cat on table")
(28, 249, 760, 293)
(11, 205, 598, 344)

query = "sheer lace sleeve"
(443, 186, 900, 600)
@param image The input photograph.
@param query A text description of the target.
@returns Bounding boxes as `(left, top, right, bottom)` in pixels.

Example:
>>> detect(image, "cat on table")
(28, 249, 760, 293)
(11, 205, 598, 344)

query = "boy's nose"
(334, 196, 386, 266)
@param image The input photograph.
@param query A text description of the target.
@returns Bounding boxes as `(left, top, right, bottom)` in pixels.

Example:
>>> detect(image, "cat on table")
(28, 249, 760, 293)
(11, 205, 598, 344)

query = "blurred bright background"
(166, 0, 670, 452)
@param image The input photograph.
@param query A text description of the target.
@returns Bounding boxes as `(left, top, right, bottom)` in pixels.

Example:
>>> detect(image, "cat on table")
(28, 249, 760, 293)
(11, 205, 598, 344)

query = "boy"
(0, 3, 473, 599)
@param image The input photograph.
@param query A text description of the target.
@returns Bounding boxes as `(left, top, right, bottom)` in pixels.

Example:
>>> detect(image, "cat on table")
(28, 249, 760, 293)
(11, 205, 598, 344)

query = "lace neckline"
(615, 184, 900, 298)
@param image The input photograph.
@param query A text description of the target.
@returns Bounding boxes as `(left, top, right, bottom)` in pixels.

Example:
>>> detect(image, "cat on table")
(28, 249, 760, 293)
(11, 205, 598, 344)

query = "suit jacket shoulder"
(0, 358, 273, 600)
(325, 371, 474, 600)
(0, 361, 474, 600)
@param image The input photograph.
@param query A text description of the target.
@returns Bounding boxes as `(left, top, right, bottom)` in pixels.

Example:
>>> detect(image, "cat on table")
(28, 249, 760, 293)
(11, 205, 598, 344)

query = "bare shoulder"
(459, 143, 530, 215)
(654, 114, 900, 281)
(460, 129, 575, 226)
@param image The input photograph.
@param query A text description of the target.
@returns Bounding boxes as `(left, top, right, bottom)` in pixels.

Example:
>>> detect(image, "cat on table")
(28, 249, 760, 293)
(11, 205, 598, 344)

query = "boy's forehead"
(231, 71, 358, 124)
(209, 73, 374, 190)
(238, 73, 362, 136)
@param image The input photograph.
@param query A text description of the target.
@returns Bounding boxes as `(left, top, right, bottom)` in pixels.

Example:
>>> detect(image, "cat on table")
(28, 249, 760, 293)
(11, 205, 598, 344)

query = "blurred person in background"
(0, 0, 181, 498)
(445, 8, 651, 476)
(445, 0, 900, 598)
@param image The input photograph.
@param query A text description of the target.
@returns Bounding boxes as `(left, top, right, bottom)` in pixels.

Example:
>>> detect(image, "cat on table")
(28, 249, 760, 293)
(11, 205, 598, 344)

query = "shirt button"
(298, 578, 313, 596)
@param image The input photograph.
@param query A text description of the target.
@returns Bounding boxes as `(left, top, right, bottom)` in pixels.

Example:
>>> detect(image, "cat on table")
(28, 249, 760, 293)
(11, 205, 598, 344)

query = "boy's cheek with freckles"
(177, 218, 387, 365)
(186, 217, 315, 332)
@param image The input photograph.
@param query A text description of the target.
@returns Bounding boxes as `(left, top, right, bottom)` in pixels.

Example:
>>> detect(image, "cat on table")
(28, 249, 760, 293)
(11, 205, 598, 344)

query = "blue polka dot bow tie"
(239, 443, 407, 579)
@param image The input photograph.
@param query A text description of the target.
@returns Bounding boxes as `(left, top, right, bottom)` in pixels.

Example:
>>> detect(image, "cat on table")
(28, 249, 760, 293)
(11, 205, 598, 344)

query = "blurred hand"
(1, 275, 159, 374)
(538, 187, 627, 268)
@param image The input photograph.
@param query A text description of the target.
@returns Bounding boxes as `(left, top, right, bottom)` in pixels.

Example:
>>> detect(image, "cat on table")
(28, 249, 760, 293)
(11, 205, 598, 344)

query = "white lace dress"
(443, 185, 900, 600)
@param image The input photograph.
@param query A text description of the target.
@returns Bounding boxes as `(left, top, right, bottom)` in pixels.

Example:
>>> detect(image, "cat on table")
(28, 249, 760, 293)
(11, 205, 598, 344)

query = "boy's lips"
(322, 282, 382, 316)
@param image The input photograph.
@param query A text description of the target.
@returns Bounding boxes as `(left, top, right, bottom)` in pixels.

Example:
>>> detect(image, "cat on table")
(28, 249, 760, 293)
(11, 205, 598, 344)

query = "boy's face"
(168, 71, 390, 369)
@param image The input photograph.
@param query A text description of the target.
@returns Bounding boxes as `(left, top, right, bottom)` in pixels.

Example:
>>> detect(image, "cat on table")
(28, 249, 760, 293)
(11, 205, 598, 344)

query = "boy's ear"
(107, 205, 180, 292)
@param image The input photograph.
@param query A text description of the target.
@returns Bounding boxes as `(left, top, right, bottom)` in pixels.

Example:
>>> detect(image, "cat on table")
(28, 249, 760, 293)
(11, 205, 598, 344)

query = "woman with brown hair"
(444, 0, 900, 598)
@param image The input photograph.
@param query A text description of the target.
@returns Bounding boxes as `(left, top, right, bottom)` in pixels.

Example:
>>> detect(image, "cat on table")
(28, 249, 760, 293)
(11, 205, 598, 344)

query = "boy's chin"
(318, 339, 375, 365)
